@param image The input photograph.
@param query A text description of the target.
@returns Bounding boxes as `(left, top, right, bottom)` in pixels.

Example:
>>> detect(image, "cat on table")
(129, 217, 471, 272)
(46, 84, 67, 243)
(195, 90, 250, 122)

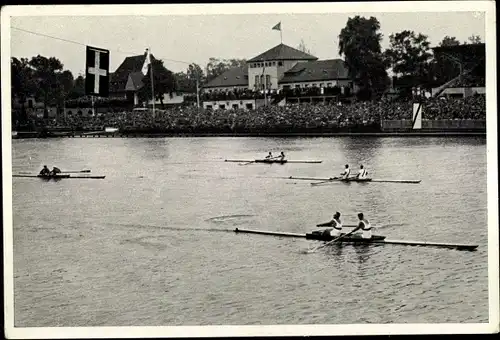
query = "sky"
(7, 3, 487, 77)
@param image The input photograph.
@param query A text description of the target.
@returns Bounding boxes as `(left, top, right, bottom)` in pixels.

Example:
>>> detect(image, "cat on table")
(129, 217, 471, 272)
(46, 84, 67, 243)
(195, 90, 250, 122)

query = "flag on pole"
(85, 46, 109, 97)
(141, 49, 151, 75)
(272, 22, 281, 31)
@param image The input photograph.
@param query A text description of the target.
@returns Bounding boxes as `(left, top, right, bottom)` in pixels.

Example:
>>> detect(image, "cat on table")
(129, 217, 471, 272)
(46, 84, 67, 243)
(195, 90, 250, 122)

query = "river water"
(10, 136, 489, 327)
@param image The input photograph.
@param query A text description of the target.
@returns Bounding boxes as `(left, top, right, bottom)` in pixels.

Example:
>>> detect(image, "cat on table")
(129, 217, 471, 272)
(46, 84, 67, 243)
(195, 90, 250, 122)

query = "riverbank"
(12, 130, 486, 138)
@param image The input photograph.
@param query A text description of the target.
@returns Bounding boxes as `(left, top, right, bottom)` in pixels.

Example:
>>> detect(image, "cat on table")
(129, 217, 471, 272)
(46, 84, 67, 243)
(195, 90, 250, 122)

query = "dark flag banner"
(85, 46, 110, 97)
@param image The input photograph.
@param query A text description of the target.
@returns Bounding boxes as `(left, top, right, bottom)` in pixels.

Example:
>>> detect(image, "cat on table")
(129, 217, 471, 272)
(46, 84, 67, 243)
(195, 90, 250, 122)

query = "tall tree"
(297, 39, 312, 54)
(206, 58, 246, 83)
(138, 57, 176, 108)
(68, 75, 86, 99)
(384, 30, 433, 96)
(467, 34, 482, 44)
(439, 36, 461, 47)
(176, 63, 206, 94)
(338, 16, 389, 100)
(11, 57, 35, 122)
(28, 55, 65, 109)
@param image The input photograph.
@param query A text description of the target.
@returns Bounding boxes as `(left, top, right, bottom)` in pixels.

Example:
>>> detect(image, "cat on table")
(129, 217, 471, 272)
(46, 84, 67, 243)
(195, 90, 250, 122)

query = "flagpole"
(263, 60, 267, 106)
(150, 48, 155, 119)
(280, 27, 283, 44)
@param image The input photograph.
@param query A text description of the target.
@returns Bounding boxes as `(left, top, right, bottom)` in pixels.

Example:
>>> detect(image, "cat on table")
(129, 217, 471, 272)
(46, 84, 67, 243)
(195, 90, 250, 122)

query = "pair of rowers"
(39, 165, 61, 176)
(265, 151, 285, 161)
(335, 164, 368, 180)
(316, 212, 372, 239)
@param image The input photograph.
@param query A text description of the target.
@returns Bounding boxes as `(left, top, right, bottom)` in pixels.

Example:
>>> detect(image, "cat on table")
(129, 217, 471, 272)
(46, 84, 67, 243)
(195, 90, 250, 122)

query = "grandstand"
(431, 43, 485, 98)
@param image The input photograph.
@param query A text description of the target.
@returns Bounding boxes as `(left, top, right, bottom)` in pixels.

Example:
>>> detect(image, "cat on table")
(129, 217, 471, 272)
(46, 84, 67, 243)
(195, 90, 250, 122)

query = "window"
(219, 104, 226, 109)
(266, 75, 271, 87)
(272, 61, 276, 66)
(278, 61, 283, 66)
(304, 84, 309, 88)
(88, 110, 93, 115)
(349, 82, 354, 89)
(28, 99, 33, 108)
(246, 103, 253, 110)
(283, 85, 291, 90)
(312, 84, 317, 87)
(295, 85, 301, 88)
(206, 105, 213, 110)
(232, 104, 239, 109)
(255, 75, 259, 85)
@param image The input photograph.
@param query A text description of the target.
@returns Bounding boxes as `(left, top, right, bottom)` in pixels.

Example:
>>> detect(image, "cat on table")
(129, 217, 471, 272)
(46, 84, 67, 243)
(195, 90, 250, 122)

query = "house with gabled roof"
(110, 52, 184, 106)
(202, 43, 356, 109)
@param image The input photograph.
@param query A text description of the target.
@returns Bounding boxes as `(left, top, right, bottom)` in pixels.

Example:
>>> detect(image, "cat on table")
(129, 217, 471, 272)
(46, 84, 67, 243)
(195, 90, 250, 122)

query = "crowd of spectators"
(15, 93, 486, 134)
(201, 86, 346, 102)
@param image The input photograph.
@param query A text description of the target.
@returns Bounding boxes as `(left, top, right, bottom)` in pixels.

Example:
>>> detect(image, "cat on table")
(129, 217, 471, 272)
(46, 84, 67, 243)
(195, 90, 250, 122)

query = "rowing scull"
(283, 176, 421, 184)
(225, 159, 323, 164)
(13, 174, 105, 179)
(233, 228, 477, 251)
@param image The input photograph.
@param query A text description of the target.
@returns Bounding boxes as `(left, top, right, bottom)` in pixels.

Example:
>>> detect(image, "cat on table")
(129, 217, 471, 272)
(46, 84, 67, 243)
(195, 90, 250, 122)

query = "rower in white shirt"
(316, 212, 343, 237)
(356, 213, 372, 239)
(356, 165, 368, 179)
(340, 164, 350, 180)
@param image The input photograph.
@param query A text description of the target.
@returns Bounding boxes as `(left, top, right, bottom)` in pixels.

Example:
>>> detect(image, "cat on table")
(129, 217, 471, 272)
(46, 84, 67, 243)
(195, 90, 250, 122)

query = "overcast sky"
(8, 3, 487, 77)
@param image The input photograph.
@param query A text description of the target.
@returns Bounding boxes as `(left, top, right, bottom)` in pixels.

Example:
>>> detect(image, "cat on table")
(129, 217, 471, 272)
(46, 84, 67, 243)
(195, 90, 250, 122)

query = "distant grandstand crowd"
(32, 94, 486, 133)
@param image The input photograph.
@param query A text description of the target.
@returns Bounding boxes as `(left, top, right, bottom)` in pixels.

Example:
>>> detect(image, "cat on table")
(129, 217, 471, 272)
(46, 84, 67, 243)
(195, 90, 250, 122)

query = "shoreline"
(12, 131, 486, 138)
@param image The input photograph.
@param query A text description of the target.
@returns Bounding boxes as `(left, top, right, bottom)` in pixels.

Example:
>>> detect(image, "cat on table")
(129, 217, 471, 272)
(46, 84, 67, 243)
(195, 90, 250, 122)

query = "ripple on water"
(12, 137, 489, 326)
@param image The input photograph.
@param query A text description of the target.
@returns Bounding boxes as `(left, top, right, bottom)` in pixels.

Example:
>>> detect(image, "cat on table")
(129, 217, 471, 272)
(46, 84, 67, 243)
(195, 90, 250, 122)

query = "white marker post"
(412, 102, 422, 129)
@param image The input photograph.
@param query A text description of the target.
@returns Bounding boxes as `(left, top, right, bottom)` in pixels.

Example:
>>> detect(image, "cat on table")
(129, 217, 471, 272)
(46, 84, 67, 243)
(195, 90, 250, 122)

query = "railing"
(381, 119, 486, 131)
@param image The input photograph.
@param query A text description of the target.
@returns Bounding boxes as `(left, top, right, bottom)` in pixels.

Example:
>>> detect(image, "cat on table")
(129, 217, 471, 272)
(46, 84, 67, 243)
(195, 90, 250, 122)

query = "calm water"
(11, 136, 488, 326)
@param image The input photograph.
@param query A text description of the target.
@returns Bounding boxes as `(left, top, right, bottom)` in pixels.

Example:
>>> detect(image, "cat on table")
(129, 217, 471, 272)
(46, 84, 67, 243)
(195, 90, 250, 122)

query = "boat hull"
(225, 159, 322, 164)
(255, 159, 287, 164)
(306, 231, 386, 242)
(13, 174, 104, 179)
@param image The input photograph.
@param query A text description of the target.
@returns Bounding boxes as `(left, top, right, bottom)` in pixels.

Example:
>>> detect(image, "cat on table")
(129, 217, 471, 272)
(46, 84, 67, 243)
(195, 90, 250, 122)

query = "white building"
(202, 43, 357, 110)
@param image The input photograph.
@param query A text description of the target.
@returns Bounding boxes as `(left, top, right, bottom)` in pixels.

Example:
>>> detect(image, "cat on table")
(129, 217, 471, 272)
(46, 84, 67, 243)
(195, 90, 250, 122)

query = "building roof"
(125, 71, 145, 91)
(248, 43, 318, 62)
(279, 59, 349, 84)
(203, 67, 248, 88)
(110, 52, 172, 92)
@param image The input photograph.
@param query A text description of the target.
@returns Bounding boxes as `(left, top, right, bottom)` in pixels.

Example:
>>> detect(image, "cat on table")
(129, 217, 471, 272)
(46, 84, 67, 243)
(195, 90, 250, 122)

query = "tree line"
(338, 16, 483, 99)
(11, 17, 483, 111)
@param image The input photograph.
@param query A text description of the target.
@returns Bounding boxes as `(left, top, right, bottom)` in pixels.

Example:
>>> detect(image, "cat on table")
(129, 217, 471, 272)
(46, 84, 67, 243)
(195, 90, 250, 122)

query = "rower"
(39, 165, 50, 176)
(340, 164, 350, 180)
(265, 152, 273, 159)
(278, 152, 285, 161)
(49, 166, 61, 176)
(316, 212, 343, 237)
(356, 213, 372, 239)
(356, 165, 368, 179)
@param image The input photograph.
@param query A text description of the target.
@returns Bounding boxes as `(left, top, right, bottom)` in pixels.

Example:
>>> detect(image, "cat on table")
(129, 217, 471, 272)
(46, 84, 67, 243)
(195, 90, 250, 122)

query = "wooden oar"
(240, 156, 279, 166)
(61, 170, 91, 173)
(311, 176, 358, 186)
(239, 161, 255, 166)
(305, 226, 362, 254)
(310, 177, 340, 186)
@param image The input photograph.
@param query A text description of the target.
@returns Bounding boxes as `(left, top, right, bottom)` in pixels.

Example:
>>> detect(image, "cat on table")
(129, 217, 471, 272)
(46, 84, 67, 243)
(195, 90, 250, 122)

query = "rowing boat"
(285, 176, 421, 184)
(13, 174, 105, 179)
(13, 174, 71, 179)
(225, 159, 323, 164)
(233, 228, 478, 251)
(306, 230, 386, 242)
